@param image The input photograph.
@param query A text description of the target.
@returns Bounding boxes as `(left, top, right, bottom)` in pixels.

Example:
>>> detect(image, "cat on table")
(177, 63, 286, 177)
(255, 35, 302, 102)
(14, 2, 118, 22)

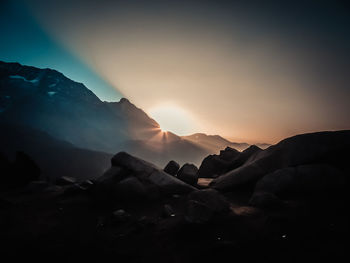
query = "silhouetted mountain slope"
(105, 98, 160, 140)
(182, 133, 270, 153)
(212, 130, 350, 191)
(0, 61, 130, 152)
(0, 61, 210, 166)
(0, 123, 111, 180)
(182, 133, 249, 152)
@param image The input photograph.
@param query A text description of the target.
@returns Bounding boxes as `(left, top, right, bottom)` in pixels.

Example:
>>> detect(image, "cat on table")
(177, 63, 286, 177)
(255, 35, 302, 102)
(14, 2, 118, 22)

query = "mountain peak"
(119, 97, 130, 104)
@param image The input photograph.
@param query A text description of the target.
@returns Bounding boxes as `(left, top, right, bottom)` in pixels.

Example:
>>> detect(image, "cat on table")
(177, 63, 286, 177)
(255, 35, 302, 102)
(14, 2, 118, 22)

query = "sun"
(148, 103, 195, 136)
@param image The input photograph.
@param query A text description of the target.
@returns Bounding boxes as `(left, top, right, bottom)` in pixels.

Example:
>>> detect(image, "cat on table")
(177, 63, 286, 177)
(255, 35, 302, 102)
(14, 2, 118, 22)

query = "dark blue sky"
(0, 0, 123, 101)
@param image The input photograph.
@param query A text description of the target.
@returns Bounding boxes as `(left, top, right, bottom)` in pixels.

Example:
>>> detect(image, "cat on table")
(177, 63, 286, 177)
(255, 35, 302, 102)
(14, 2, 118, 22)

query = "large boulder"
(212, 131, 350, 191)
(253, 164, 346, 198)
(188, 189, 230, 213)
(197, 155, 230, 178)
(115, 176, 149, 199)
(177, 163, 198, 186)
(197, 147, 240, 178)
(95, 152, 196, 202)
(218, 146, 240, 161)
(227, 145, 262, 171)
(186, 200, 214, 224)
(163, 160, 180, 176)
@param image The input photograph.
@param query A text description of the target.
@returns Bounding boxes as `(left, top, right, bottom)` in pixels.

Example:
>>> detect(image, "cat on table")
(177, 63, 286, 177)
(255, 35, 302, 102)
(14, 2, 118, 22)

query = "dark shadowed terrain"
(0, 62, 349, 263)
(1, 131, 349, 263)
(0, 123, 111, 180)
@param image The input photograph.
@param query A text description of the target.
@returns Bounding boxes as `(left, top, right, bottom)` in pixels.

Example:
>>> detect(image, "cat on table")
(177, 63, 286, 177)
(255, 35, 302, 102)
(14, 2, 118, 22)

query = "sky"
(0, 0, 123, 101)
(1, 0, 349, 143)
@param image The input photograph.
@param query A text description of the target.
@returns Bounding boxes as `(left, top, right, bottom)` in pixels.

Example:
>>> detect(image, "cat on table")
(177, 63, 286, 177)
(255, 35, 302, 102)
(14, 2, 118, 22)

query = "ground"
(1, 183, 348, 263)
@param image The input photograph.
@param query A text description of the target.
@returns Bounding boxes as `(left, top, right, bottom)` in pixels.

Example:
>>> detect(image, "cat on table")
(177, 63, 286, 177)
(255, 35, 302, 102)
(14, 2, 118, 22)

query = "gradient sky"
(1, 0, 349, 143)
(0, 0, 123, 101)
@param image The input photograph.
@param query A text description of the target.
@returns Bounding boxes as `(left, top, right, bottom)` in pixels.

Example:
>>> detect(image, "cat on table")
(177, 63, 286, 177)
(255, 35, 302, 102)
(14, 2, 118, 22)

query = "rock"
(95, 166, 128, 188)
(249, 192, 282, 209)
(212, 131, 350, 191)
(227, 145, 262, 171)
(56, 176, 77, 186)
(162, 204, 175, 218)
(79, 180, 94, 190)
(64, 183, 87, 195)
(254, 164, 346, 198)
(185, 189, 230, 223)
(112, 153, 196, 194)
(186, 200, 214, 224)
(177, 163, 198, 185)
(197, 147, 240, 179)
(111, 152, 157, 174)
(163, 160, 180, 176)
(112, 209, 131, 223)
(96, 152, 195, 196)
(197, 155, 230, 178)
(99, 166, 125, 181)
(116, 177, 148, 199)
(219, 147, 240, 161)
(188, 189, 230, 214)
(94, 152, 196, 202)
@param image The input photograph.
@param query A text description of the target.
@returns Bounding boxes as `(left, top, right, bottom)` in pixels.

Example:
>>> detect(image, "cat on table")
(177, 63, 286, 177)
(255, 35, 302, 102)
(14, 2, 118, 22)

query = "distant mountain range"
(182, 133, 270, 152)
(0, 61, 269, 169)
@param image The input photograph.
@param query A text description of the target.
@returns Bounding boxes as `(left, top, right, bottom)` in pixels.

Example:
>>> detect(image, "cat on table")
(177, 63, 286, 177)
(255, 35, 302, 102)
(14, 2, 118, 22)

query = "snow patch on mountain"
(47, 91, 57, 96)
(9, 75, 39, 84)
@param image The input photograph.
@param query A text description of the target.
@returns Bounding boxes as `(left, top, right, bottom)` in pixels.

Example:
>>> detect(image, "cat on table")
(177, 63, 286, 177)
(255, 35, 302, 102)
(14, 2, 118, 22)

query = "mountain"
(120, 132, 210, 167)
(0, 123, 111, 180)
(0, 61, 210, 167)
(105, 98, 160, 140)
(182, 133, 270, 153)
(182, 133, 249, 152)
(0, 61, 128, 152)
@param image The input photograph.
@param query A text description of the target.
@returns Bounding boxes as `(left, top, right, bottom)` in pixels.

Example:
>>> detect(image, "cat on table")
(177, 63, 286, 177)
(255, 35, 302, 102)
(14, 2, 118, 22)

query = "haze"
(3, 0, 350, 143)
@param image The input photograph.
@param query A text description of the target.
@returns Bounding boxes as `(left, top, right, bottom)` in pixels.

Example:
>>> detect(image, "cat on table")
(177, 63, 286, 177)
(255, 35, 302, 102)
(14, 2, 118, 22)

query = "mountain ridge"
(0, 61, 208, 166)
(0, 61, 268, 166)
(182, 132, 270, 153)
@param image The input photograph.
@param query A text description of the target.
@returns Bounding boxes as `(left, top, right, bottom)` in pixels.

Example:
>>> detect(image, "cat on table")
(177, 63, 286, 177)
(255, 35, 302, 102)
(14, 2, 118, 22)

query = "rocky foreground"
(0, 131, 349, 263)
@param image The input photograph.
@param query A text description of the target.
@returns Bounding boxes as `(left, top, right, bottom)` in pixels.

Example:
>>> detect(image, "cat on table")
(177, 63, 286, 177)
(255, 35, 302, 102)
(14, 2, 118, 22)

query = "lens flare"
(148, 104, 195, 136)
